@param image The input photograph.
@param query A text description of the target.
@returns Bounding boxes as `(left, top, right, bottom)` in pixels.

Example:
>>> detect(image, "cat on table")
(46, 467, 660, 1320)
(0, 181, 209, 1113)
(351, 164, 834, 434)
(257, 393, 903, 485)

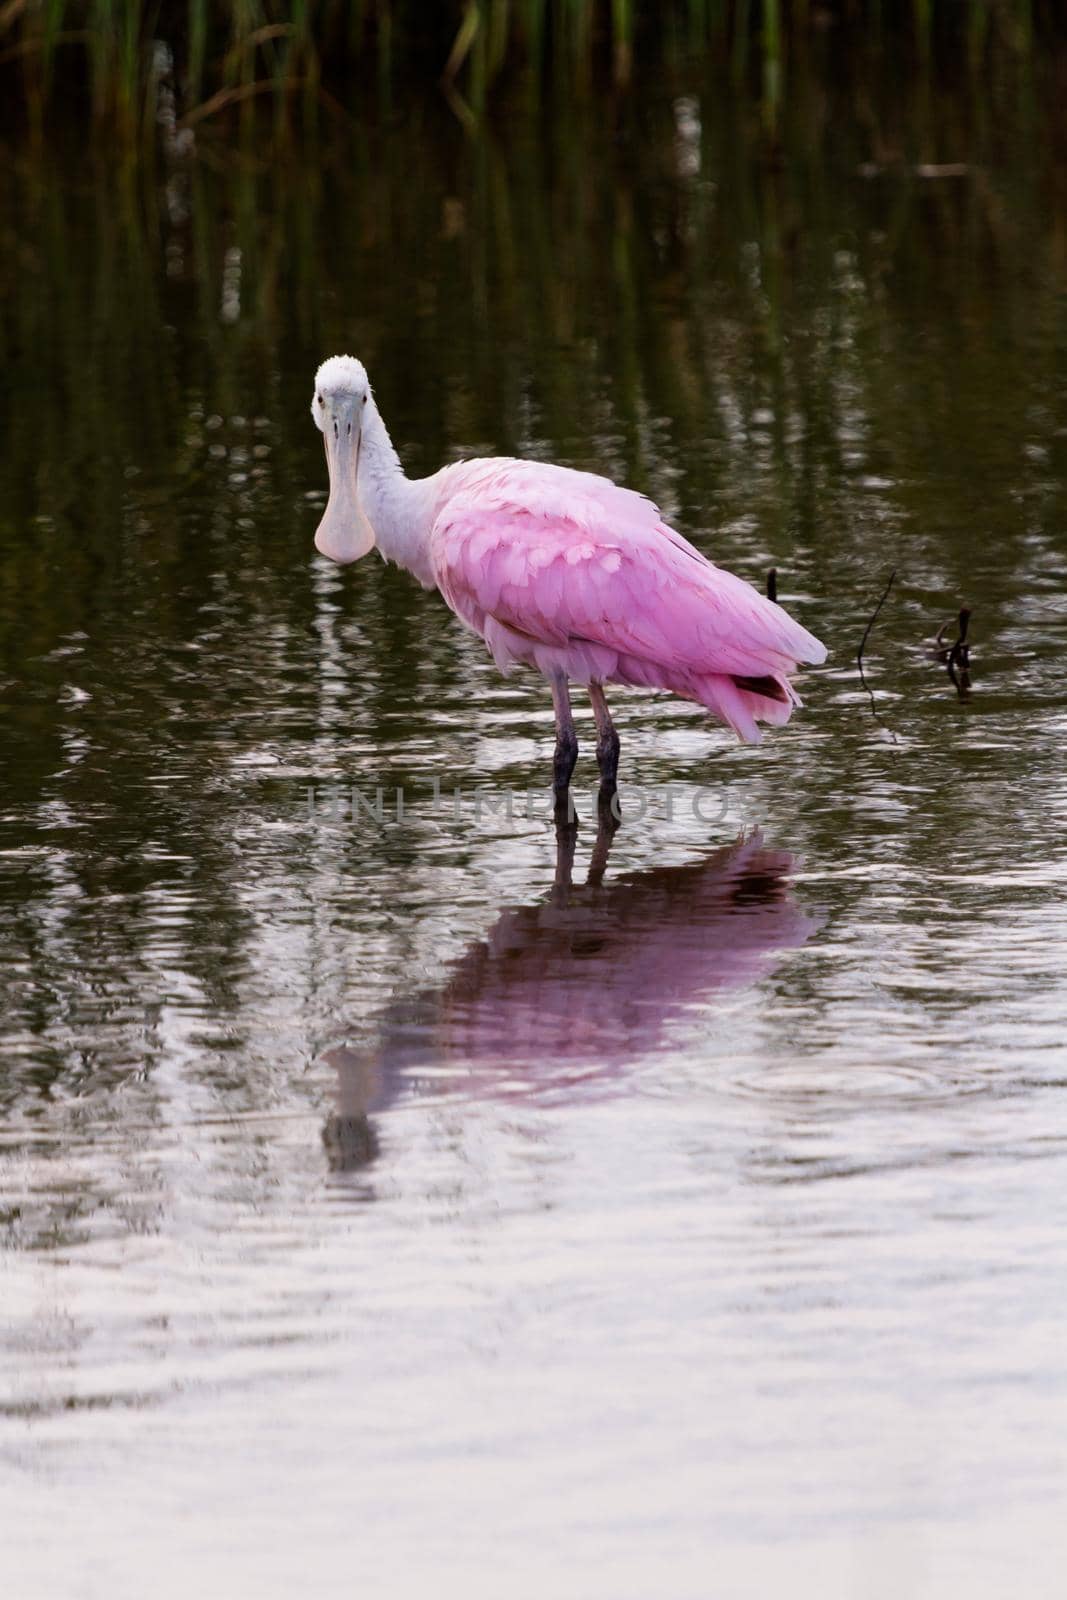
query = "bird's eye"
(317, 394, 324, 406)
(362, 395, 368, 407)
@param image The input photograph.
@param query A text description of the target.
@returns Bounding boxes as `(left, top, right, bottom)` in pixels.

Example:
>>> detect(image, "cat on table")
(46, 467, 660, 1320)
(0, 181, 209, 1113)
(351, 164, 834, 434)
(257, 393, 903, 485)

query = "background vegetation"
(1, 0, 1062, 150)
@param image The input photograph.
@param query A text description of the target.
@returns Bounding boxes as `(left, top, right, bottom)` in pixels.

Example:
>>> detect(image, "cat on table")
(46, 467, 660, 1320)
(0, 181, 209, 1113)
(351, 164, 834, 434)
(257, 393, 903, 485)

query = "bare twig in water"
(941, 606, 972, 700)
(856, 568, 898, 735)
(766, 568, 777, 603)
(857, 568, 896, 674)
(956, 606, 971, 649)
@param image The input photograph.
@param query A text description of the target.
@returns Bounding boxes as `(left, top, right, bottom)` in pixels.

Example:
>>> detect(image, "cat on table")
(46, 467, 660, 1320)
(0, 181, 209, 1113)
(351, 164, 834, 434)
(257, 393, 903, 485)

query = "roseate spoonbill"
(322, 823, 815, 1170)
(311, 355, 826, 797)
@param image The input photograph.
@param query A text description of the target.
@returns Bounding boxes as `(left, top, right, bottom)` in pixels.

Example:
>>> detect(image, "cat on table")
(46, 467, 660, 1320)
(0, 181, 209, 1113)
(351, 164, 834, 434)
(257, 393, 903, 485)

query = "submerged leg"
(550, 674, 578, 803)
(553, 793, 617, 900)
(551, 810, 579, 903)
(589, 682, 621, 792)
(586, 795, 620, 886)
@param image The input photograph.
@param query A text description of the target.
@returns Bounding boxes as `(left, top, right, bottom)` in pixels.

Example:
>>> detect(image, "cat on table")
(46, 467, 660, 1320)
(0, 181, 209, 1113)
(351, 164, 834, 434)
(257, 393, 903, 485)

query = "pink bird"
(311, 355, 826, 797)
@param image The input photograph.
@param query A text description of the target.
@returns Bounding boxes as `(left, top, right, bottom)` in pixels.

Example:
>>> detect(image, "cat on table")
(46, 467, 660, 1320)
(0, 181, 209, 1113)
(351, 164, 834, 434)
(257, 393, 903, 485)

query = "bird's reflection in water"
(322, 814, 817, 1174)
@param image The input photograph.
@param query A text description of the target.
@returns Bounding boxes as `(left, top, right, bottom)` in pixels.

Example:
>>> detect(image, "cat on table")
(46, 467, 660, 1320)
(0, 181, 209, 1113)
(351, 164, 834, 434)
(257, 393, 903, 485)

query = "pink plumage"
(310, 355, 826, 790)
(428, 457, 826, 744)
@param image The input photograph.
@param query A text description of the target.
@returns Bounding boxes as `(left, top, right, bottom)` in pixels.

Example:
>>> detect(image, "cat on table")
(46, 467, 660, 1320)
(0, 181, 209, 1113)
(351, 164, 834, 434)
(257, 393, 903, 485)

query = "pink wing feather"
(428, 458, 826, 742)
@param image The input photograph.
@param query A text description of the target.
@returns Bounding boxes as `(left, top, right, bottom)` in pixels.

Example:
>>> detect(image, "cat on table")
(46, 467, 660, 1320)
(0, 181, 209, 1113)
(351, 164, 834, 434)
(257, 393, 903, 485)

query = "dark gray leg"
(589, 682, 620, 791)
(550, 674, 578, 802)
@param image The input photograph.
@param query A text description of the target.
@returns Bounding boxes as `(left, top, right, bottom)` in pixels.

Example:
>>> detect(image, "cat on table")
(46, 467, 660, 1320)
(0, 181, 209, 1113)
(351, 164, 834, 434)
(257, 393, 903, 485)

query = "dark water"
(3, 67, 1067, 1597)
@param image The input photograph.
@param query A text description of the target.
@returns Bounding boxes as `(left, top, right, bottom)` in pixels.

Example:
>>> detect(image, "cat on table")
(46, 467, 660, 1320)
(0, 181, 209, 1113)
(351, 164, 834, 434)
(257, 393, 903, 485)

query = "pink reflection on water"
(322, 823, 817, 1170)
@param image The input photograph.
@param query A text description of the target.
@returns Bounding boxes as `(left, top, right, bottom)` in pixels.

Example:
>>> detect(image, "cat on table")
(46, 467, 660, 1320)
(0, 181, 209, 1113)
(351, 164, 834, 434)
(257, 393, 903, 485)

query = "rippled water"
(3, 68, 1067, 1597)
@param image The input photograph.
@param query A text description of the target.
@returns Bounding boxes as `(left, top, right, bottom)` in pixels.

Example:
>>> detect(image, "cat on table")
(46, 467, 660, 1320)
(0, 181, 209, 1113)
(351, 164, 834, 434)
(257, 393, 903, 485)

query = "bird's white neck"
(356, 398, 438, 588)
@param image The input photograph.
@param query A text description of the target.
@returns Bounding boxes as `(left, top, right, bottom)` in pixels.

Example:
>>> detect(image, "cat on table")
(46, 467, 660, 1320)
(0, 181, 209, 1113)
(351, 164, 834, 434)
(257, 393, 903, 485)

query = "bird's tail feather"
(695, 673, 798, 743)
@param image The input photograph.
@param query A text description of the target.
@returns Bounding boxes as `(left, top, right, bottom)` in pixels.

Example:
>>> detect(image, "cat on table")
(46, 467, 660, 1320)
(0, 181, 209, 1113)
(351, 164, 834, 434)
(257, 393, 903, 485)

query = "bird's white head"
(311, 354, 375, 564)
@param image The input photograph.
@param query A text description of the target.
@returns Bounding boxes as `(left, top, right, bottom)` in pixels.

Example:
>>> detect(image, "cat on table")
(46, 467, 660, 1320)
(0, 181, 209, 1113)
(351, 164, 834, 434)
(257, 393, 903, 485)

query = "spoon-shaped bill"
(315, 415, 375, 563)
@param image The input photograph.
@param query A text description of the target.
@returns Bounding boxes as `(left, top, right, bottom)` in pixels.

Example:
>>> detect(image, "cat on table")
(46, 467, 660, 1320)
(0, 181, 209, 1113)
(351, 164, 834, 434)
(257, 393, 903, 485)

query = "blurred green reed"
(0, 1, 1056, 149)
(2, 51, 1064, 577)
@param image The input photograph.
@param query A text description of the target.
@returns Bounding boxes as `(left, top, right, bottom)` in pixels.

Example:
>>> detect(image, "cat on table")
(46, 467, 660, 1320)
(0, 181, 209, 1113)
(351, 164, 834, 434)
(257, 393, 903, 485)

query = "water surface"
(2, 68, 1067, 1597)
